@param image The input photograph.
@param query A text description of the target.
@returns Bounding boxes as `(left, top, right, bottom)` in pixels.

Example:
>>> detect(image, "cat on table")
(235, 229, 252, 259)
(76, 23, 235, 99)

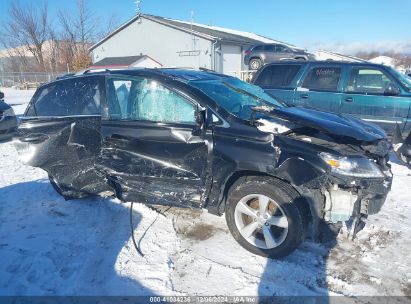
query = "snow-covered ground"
(0, 88, 410, 298)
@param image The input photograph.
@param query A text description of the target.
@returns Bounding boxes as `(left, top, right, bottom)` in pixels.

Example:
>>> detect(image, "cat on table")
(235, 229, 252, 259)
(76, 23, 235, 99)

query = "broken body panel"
(14, 69, 393, 239)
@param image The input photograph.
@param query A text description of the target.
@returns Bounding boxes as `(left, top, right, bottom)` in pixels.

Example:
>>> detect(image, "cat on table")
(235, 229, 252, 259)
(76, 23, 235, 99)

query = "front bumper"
(324, 168, 393, 223)
(0, 116, 18, 140)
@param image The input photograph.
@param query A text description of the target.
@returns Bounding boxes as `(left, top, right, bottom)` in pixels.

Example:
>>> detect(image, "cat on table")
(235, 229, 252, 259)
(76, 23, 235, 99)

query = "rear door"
(341, 66, 411, 136)
(96, 75, 211, 208)
(14, 76, 110, 195)
(295, 64, 344, 113)
(253, 63, 304, 105)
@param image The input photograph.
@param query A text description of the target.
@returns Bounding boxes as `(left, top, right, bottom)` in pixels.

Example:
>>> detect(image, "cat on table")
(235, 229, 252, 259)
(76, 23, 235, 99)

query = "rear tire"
(225, 177, 304, 258)
(249, 58, 262, 70)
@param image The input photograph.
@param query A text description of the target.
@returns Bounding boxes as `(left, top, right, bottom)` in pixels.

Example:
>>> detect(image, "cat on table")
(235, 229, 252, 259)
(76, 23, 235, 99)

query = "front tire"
(225, 177, 304, 258)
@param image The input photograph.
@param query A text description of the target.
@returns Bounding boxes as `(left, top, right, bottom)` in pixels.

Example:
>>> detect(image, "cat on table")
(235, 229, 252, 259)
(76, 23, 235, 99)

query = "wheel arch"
(215, 170, 314, 232)
(248, 57, 263, 66)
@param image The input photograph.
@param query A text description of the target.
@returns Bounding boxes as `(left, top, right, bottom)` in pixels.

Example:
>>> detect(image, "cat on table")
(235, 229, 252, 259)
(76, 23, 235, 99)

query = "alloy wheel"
(234, 194, 289, 249)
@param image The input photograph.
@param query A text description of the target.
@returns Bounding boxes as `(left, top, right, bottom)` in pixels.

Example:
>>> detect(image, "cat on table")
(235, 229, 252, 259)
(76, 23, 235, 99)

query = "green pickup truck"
(252, 61, 411, 163)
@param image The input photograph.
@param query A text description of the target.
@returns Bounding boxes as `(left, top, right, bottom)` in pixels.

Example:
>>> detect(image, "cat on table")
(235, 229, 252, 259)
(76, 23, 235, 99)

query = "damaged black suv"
(15, 69, 393, 258)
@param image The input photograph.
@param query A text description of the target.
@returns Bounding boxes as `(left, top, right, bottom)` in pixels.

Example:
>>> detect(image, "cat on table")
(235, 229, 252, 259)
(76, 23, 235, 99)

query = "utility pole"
(135, 0, 142, 15)
(190, 11, 198, 51)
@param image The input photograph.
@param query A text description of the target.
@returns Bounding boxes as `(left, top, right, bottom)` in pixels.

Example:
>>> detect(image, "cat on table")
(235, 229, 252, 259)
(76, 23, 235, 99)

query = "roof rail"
(157, 67, 195, 70)
(199, 67, 216, 72)
(74, 68, 112, 76)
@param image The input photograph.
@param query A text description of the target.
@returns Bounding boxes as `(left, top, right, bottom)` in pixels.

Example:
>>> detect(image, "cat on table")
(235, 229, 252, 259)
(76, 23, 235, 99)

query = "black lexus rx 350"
(14, 69, 393, 258)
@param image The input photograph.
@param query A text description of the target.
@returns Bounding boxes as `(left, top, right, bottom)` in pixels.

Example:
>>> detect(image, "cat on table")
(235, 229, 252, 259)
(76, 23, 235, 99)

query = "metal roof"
(90, 14, 293, 51)
(91, 56, 146, 67)
(144, 14, 274, 44)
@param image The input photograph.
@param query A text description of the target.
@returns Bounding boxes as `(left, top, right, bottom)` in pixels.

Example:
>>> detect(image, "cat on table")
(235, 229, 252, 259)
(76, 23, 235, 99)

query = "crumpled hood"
(261, 107, 386, 142)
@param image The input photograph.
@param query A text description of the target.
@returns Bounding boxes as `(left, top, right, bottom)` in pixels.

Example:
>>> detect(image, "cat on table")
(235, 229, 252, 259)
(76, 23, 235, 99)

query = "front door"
(340, 66, 411, 136)
(263, 44, 277, 62)
(275, 45, 291, 60)
(97, 76, 211, 208)
(294, 64, 343, 113)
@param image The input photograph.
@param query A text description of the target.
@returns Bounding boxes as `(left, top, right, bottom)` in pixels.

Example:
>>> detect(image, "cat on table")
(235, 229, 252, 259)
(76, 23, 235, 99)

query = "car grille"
(0, 110, 3, 121)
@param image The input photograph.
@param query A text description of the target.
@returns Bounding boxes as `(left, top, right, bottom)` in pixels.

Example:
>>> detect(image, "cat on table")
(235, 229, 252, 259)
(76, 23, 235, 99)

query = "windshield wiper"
(223, 82, 267, 104)
(223, 81, 288, 108)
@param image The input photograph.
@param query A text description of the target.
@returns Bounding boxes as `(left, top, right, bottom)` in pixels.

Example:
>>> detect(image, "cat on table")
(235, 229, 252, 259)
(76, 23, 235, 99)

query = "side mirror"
(193, 107, 206, 136)
(384, 85, 401, 96)
(0, 91, 4, 100)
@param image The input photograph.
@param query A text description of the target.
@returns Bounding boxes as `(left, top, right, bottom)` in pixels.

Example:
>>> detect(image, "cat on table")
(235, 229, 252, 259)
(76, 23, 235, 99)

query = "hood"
(290, 47, 305, 51)
(258, 107, 386, 142)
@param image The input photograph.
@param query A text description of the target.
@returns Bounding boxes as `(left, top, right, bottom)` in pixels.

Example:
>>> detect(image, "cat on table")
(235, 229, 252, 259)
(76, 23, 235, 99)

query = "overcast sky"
(1, 0, 410, 55)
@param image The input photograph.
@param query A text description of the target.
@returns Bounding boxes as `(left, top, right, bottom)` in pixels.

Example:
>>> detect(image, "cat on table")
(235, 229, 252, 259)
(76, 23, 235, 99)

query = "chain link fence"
(0, 72, 65, 89)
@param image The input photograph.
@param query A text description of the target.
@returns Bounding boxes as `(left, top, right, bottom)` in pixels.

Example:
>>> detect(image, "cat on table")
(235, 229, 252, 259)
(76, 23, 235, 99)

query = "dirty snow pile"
(0, 88, 410, 298)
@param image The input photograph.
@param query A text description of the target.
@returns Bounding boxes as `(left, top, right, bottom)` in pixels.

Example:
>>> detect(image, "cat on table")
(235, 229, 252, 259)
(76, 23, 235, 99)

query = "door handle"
(345, 97, 353, 102)
(300, 94, 309, 99)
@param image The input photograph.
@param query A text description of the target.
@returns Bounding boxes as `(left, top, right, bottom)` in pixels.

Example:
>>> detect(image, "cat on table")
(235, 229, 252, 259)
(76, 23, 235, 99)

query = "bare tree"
(1, 0, 50, 71)
(0, 0, 120, 73)
(58, 0, 107, 71)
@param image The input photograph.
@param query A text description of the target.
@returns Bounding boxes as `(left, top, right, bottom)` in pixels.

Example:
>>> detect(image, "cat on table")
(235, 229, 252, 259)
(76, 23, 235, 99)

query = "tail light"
(244, 50, 251, 56)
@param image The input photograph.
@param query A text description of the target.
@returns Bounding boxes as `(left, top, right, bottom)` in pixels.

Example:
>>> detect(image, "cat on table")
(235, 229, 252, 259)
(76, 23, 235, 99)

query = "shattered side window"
(28, 76, 102, 117)
(134, 80, 195, 124)
(107, 77, 196, 124)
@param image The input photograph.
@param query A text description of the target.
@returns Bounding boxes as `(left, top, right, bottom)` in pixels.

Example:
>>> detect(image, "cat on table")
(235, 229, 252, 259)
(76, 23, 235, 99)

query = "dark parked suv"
(244, 44, 314, 70)
(0, 91, 18, 141)
(15, 69, 392, 258)
(252, 61, 411, 163)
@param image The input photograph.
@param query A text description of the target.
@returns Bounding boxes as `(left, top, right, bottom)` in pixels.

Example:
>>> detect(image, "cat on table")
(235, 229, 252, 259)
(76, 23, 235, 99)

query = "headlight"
(3, 107, 15, 117)
(320, 152, 384, 178)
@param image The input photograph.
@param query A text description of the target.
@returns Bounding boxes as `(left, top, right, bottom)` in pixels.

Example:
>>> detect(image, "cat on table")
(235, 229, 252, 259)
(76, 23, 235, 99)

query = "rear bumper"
(0, 116, 18, 140)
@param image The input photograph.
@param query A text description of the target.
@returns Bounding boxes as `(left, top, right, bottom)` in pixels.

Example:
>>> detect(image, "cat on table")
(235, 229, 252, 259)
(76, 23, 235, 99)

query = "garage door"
(221, 44, 242, 76)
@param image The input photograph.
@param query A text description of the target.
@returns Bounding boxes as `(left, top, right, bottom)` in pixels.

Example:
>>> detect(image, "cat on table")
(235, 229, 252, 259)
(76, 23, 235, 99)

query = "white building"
(89, 14, 296, 76)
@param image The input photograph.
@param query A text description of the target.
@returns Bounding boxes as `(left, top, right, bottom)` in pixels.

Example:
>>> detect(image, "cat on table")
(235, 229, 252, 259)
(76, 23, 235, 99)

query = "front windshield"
(389, 67, 411, 91)
(188, 77, 284, 120)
